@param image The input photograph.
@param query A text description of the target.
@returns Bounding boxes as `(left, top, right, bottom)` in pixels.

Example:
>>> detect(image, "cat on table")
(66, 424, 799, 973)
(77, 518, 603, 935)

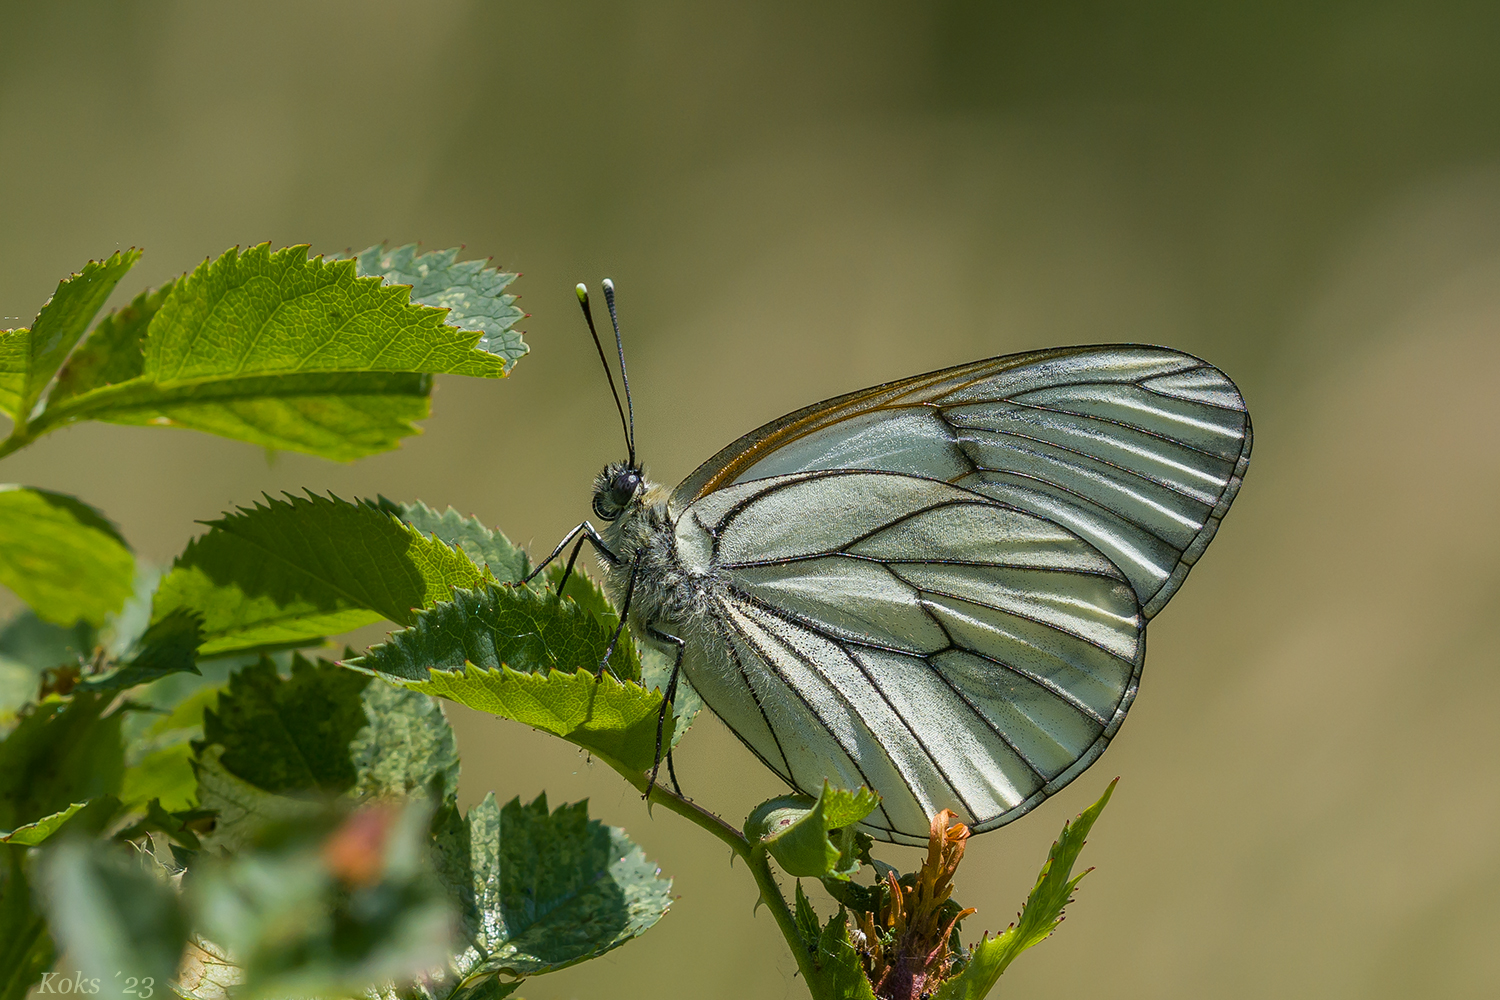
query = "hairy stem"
(612, 763, 825, 996)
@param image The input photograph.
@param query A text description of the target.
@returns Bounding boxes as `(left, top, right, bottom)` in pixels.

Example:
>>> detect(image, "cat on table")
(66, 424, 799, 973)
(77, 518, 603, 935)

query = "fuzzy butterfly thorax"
(594, 466, 720, 633)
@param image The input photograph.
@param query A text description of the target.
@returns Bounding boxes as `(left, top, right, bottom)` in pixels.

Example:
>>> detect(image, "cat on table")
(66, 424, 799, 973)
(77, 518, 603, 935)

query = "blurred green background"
(4, 2, 1499, 997)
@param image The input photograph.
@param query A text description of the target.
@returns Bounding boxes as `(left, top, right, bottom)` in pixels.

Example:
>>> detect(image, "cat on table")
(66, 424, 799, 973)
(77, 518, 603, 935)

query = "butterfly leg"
(520, 520, 620, 590)
(644, 624, 686, 799)
(598, 548, 645, 675)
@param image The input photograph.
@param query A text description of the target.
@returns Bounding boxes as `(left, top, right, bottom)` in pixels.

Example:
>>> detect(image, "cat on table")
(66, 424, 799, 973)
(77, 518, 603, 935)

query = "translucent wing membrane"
(665, 346, 1250, 842)
(671, 345, 1252, 618)
(675, 472, 1144, 844)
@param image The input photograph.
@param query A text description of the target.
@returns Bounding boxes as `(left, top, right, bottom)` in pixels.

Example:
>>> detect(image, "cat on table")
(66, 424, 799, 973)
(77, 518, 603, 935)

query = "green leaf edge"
(933, 778, 1117, 1000)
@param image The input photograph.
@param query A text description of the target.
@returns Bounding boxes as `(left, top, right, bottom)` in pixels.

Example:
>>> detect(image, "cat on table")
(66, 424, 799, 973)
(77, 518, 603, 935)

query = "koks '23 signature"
(35, 972, 154, 997)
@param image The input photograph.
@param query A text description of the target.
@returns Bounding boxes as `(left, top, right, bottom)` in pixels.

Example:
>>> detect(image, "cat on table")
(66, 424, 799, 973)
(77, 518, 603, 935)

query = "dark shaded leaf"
(78, 610, 202, 693)
(152, 492, 485, 656)
(200, 656, 372, 795)
(0, 693, 123, 838)
(414, 792, 669, 998)
(0, 850, 55, 1000)
(193, 656, 460, 848)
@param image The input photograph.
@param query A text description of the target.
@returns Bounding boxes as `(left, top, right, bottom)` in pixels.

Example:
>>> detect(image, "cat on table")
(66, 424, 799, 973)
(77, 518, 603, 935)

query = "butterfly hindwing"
(674, 471, 1145, 844)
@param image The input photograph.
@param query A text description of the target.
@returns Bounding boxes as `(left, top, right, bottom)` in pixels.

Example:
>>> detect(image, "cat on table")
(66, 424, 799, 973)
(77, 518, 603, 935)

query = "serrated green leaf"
(352, 580, 639, 684)
(422, 792, 670, 995)
(0, 796, 117, 846)
(81, 370, 434, 461)
(153, 492, 486, 655)
(192, 744, 325, 853)
(806, 907, 876, 1000)
(539, 559, 706, 738)
(349, 582, 692, 771)
(37, 838, 189, 988)
(0, 328, 30, 422)
(200, 656, 373, 795)
(746, 782, 881, 880)
(144, 243, 508, 382)
(412, 665, 673, 775)
(1, 850, 56, 1000)
(0, 485, 135, 626)
(77, 610, 201, 693)
(193, 656, 459, 844)
(934, 780, 1116, 1000)
(350, 678, 461, 804)
(48, 282, 171, 404)
(353, 245, 526, 370)
(0, 693, 123, 836)
(188, 798, 452, 1000)
(380, 498, 530, 583)
(22, 249, 142, 415)
(25, 243, 522, 461)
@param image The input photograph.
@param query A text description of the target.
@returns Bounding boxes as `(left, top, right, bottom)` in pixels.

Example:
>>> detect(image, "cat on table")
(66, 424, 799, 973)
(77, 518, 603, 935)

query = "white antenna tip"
(602, 278, 615, 291)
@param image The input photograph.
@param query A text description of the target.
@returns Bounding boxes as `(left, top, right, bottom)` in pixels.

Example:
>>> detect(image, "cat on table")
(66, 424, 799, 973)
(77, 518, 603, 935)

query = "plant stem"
(0, 429, 30, 461)
(611, 763, 825, 996)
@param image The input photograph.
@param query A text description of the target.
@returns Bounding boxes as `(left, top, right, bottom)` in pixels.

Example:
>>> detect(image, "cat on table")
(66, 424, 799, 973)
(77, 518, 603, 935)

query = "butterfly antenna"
(577, 283, 632, 460)
(601, 278, 636, 466)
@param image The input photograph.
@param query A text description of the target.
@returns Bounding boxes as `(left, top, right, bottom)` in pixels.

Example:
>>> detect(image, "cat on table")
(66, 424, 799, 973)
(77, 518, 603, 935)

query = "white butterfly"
(536, 281, 1251, 845)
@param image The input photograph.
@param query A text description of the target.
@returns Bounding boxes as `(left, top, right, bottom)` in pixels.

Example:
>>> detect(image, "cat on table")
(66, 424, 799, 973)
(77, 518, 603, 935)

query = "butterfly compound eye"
(592, 466, 641, 522)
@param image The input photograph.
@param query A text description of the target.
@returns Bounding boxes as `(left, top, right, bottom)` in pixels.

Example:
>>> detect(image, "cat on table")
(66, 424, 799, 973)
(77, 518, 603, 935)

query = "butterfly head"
(592, 461, 644, 522)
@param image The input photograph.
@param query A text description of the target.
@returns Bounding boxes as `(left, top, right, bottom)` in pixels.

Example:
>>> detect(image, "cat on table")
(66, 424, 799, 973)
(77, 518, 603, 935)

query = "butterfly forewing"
(671, 345, 1251, 618)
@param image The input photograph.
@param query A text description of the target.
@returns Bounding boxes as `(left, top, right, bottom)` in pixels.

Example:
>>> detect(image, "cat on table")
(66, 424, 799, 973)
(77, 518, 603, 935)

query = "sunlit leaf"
(746, 782, 881, 880)
(351, 245, 526, 370)
(933, 780, 1116, 1000)
(380, 498, 530, 583)
(16, 250, 142, 417)
(29, 243, 525, 461)
(0, 485, 134, 626)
